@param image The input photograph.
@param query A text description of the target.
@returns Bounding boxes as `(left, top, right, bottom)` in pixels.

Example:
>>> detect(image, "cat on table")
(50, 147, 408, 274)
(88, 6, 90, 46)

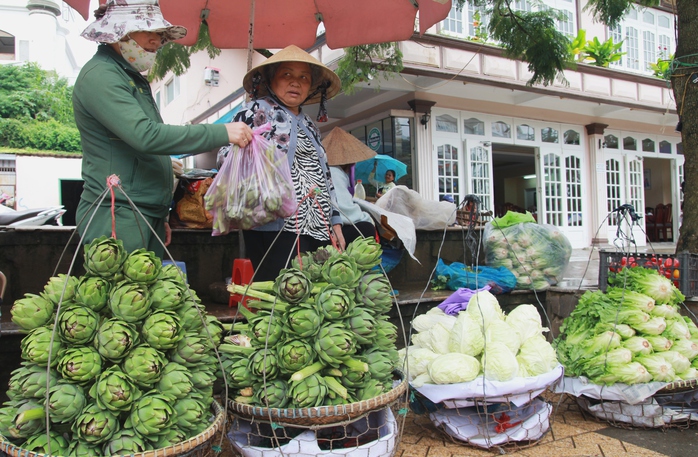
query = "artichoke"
(254, 378, 289, 408)
(274, 268, 312, 303)
(58, 346, 103, 384)
(283, 302, 323, 338)
(321, 253, 362, 288)
(277, 339, 316, 374)
(314, 323, 358, 367)
(204, 314, 225, 348)
(57, 304, 100, 345)
(189, 368, 217, 390)
(344, 307, 377, 345)
(153, 427, 189, 448)
(158, 262, 188, 285)
(41, 273, 78, 304)
(356, 378, 388, 401)
(157, 362, 193, 399)
(23, 430, 70, 455)
(102, 428, 147, 455)
(83, 236, 127, 277)
(89, 366, 142, 412)
(11, 400, 46, 438)
(356, 272, 393, 315)
(95, 318, 139, 362)
(339, 362, 371, 389)
(46, 382, 87, 423)
(8, 362, 58, 399)
(345, 236, 382, 270)
(249, 348, 279, 380)
(123, 248, 162, 284)
(141, 310, 182, 350)
(247, 311, 284, 347)
(288, 373, 328, 408)
(73, 402, 119, 444)
(68, 439, 103, 456)
(224, 354, 257, 389)
(148, 279, 185, 311)
(169, 332, 215, 368)
(11, 293, 55, 331)
(315, 284, 354, 321)
(0, 405, 19, 439)
(75, 275, 111, 312)
(177, 301, 207, 331)
(129, 392, 175, 441)
(374, 317, 399, 349)
(361, 348, 395, 382)
(121, 345, 166, 387)
(291, 252, 323, 281)
(20, 325, 63, 367)
(109, 280, 151, 322)
(173, 397, 207, 431)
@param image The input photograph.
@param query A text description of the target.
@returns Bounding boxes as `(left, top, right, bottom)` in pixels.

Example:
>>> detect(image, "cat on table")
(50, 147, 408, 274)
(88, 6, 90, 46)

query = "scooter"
(0, 195, 66, 227)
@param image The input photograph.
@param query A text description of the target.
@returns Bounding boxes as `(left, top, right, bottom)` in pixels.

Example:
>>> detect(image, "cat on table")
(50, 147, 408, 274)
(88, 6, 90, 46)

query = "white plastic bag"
(375, 186, 456, 230)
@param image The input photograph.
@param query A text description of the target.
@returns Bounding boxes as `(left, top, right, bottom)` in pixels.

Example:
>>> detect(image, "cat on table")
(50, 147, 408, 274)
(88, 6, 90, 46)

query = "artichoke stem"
(246, 300, 288, 314)
(290, 360, 324, 382)
(343, 358, 369, 373)
(15, 407, 44, 424)
(324, 376, 348, 399)
(245, 281, 275, 292)
(234, 305, 257, 321)
(322, 367, 343, 377)
(227, 285, 281, 304)
(218, 343, 256, 355)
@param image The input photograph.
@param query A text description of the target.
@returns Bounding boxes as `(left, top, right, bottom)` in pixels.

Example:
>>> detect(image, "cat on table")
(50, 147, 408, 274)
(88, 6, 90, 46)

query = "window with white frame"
(442, 6, 463, 36)
(154, 91, 161, 111)
(165, 76, 180, 105)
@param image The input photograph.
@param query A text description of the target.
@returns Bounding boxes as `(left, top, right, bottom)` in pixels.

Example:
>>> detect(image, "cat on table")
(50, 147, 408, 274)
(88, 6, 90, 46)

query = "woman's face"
(128, 31, 165, 52)
(385, 170, 395, 183)
(270, 62, 312, 114)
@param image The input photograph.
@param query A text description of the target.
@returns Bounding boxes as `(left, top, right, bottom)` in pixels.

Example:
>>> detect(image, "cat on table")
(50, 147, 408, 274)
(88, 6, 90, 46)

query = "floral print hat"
(80, 0, 187, 44)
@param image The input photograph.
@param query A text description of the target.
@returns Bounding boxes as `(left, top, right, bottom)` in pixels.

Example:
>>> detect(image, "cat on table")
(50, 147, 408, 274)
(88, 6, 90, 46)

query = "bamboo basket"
(0, 400, 226, 457)
(228, 371, 407, 426)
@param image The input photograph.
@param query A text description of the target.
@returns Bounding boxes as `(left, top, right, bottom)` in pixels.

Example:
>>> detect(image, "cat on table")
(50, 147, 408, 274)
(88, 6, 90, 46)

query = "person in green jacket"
(73, 0, 252, 257)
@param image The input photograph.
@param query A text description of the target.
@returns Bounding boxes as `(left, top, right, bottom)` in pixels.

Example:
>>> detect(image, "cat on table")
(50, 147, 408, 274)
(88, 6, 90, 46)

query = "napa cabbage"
(622, 336, 652, 356)
(637, 354, 676, 382)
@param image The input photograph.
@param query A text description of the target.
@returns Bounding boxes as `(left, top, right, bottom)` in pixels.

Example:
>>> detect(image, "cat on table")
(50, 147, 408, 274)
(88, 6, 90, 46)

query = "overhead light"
(523, 174, 536, 179)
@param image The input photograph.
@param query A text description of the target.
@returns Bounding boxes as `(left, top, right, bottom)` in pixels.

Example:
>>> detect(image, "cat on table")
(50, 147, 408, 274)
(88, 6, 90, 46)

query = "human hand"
(225, 122, 253, 148)
(164, 222, 172, 246)
(171, 158, 184, 177)
(332, 224, 346, 251)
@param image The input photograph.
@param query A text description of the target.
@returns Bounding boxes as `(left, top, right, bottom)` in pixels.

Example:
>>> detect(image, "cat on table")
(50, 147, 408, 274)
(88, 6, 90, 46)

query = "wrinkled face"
(127, 31, 165, 52)
(270, 62, 312, 114)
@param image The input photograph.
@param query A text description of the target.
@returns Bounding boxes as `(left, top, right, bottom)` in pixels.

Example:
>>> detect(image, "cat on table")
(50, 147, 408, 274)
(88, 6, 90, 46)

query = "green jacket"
(73, 45, 229, 217)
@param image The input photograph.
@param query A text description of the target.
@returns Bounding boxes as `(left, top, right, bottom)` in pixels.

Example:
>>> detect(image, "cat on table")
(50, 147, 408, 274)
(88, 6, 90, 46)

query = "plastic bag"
(204, 123, 296, 235)
(375, 186, 456, 230)
(483, 212, 572, 290)
(432, 258, 517, 294)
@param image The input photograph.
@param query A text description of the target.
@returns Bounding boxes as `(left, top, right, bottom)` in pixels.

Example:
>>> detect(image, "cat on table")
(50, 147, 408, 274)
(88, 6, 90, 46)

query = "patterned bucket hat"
(81, 0, 187, 44)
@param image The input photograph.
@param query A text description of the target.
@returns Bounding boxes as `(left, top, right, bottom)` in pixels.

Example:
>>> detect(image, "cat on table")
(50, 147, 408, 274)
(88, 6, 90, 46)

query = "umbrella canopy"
(63, 0, 452, 50)
(355, 154, 408, 184)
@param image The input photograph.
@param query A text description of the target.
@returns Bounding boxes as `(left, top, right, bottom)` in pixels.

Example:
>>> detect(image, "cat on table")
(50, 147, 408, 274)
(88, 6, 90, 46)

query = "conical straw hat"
(323, 127, 377, 166)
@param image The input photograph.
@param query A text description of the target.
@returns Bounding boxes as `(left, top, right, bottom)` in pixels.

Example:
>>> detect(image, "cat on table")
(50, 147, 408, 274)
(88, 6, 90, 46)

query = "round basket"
(228, 371, 407, 426)
(656, 377, 698, 394)
(0, 400, 225, 457)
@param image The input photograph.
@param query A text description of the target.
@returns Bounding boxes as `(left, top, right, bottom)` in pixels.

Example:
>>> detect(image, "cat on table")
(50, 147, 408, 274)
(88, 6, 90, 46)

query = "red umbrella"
(63, 0, 452, 49)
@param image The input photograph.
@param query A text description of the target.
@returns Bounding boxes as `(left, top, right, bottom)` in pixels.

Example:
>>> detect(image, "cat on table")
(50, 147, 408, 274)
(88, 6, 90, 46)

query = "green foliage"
(584, 0, 660, 29)
(0, 118, 81, 152)
(150, 22, 221, 82)
(650, 54, 673, 80)
(335, 43, 403, 95)
(470, 10, 489, 43)
(583, 36, 625, 67)
(568, 30, 588, 62)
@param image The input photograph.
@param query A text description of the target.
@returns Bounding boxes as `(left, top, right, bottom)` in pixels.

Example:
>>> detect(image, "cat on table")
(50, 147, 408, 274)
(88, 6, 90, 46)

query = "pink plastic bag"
(204, 123, 296, 235)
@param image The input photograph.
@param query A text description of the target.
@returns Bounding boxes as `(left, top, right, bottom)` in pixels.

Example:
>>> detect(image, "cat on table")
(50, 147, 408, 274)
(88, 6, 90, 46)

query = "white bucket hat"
(81, 0, 187, 44)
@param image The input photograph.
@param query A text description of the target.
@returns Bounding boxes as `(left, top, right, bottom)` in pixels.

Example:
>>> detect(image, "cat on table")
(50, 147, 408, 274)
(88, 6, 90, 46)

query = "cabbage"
(516, 335, 558, 377)
(678, 367, 698, 381)
(427, 353, 481, 384)
(664, 319, 691, 340)
(671, 339, 698, 360)
(592, 361, 653, 385)
(506, 304, 549, 343)
(632, 317, 667, 336)
(657, 351, 691, 374)
(412, 307, 457, 333)
(622, 336, 652, 356)
(595, 322, 635, 339)
(411, 323, 451, 354)
(481, 342, 519, 382)
(485, 319, 521, 355)
(447, 312, 485, 357)
(652, 304, 680, 319)
(605, 287, 655, 313)
(645, 335, 673, 352)
(465, 290, 505, 329)
(637, 354, 676, 382)
(399, 346, 440, 379)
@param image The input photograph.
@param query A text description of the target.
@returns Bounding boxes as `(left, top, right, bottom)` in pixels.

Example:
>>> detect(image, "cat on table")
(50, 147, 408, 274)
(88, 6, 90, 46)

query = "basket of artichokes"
(0, 236, 227, 457)
(223, 237, 408, 426)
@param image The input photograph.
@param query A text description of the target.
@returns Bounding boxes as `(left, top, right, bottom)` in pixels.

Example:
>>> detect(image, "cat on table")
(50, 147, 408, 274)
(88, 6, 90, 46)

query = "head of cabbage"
(481, 341, 519, 382)
(466, 290, 505, 330)
(427, 352, 481, 384)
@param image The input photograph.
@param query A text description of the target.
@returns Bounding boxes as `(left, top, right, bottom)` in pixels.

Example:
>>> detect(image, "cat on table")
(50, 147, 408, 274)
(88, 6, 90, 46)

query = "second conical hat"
(322, 127, 377, 166)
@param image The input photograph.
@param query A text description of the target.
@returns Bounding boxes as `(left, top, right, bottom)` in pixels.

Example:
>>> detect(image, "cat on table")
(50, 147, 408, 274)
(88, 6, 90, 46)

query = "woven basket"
(656, 378, 698, 394)
(0, 400, 225, 457)
(228, 371, 407, 426)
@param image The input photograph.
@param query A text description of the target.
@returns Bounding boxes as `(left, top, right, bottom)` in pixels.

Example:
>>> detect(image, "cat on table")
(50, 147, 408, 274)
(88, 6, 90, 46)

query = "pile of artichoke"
(1, 236, 223, 456)
(224, 236, 400, 408)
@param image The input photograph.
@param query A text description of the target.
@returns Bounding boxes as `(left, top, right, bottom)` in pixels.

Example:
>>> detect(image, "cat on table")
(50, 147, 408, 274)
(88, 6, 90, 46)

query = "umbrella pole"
(246, 0, 255, 72)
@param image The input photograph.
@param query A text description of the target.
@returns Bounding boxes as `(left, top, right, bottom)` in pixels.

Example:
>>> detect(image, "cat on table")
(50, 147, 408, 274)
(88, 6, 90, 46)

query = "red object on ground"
(229, 258, 254, 309)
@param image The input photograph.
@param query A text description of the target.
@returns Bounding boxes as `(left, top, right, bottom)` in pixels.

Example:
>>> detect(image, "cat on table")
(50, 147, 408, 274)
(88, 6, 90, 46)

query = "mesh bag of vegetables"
(205, 122, 296, 235)
(483, 211, 572, 290)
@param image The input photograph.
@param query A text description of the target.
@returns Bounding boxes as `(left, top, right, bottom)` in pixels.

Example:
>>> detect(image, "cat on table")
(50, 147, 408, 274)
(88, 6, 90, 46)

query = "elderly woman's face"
(270, 62, 312, 114)
(128, 31, 165, 52)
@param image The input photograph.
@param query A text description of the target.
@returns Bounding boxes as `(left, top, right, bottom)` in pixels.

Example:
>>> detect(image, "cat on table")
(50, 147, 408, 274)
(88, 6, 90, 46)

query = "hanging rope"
(106, 174, 121, 239)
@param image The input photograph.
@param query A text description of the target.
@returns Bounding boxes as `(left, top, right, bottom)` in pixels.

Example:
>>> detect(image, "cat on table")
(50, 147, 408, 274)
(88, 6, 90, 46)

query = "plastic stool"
(229, 258, 254, 308)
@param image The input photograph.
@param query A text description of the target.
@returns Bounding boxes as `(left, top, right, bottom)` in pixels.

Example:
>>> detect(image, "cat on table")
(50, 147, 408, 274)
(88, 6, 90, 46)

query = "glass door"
(464, 140, 494, 213)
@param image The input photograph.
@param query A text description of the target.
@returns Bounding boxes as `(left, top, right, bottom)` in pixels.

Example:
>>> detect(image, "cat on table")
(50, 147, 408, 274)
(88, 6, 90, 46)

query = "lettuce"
(516, 335, 559, 377)
(671, 339, 698, 360)
(605, 287, 655, 313)
(481, 342, 519, 382)
(657, 351, 691, 374)
(610, 267, 684, 306)
(652, 304, 680, 319)
(645, 335, 673, 352)
(622, 336, 652, 356)
(663, 318, 691, 341)
(637, 354, 676, 382)
(595, 322, 635, 339)
(592, 361, 653, 385)
(632, 317, 667, 336)
(677, 367, 698, 381)
(447, 312, 485, 357)
(427, 353, 481, 384)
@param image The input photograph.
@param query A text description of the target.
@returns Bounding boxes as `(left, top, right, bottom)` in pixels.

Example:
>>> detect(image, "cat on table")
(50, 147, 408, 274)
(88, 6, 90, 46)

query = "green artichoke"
(356, 272, 393, 314)
(121, 345, 166, 387)
(75, 275, 111, 312)
(345, 236, 382, 270)
(321, 253, 362, 288)
(315, 284, 354, 321)
(204, 314, 225, 347)
(158, 262, 188, 284)
(177, 301, 207, 331)
(41, 273, 78, 304)
(148, 279, 185, 311)
(73, 402, 119, 444)
(46, 382, 87, 423)
(153, 427, 188, 448)
(89, 366, 142, 412)
(283, 302, 323, 338)
(288, 373, 328, 408)
(224, 353, 257, 389)
(291, 252, 323, 281)
(344, 307, 377, 345)
(247, 311, 284, 347)
(361, 348, 395, 382)
(20, 325, 62, 367)
(277, 339, 316, 374)
(10, 400, 45, 438)
(141, 310, 182, 350)
(123, 248, 162, 284)
(68, 439, 103, 456)
(169, 332, 214, 368)
(189, 368, 216, 390)
(249, 348, 279, 380)
(56, 304, 100, 345)
(8, 362, 58, 399)
(83, 236, 127, 277)
(373, 316, 399, 349)
(314, 323, 358, 367)
(356, 378, 388, 401)
(95, 318, 139, 362)
(102, 428, 147, 455)
(23, 430, 70, 455)
(58, 346, 103, 384)
(0, 405, 20, 439)
(254, 378, 289, 408)
(274, 268, 312, 303)
(173, 397, 207, 431)
(109, 280, 152, 322)
(11, 293, 55, 331)
(339, 362, 371, 388)
(129, 392, 175, 441)
(157, 362, 193, 399)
